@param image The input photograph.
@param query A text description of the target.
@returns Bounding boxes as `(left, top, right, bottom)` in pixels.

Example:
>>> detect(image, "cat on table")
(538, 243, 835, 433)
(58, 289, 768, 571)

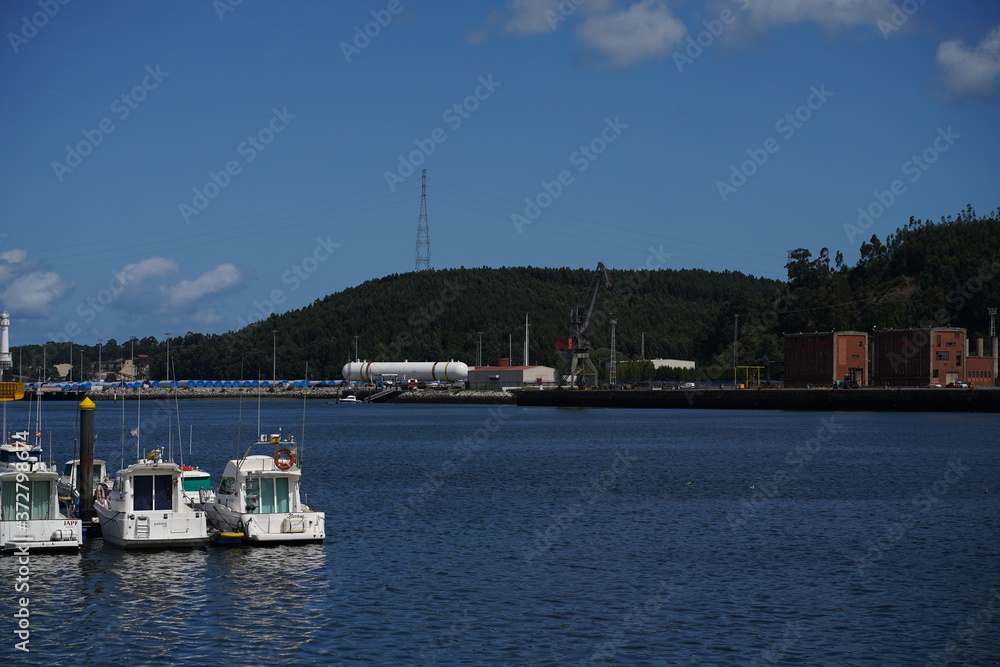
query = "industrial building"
(467, 364, 556, 390)
(783, 331, 868, 388)
(649, 358, 696, 370)
(872, 327, 968, 387)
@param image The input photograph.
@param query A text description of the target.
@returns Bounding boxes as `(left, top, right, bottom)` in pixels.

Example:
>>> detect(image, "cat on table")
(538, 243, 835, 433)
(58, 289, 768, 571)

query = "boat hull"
(205, 503, 325, 544)
(95, 503, 209, 549)
(1, 519, 82, 553)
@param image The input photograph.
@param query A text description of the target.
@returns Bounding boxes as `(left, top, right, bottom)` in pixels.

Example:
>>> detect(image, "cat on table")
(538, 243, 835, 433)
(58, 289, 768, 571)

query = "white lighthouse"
(0, 311, 11, 376)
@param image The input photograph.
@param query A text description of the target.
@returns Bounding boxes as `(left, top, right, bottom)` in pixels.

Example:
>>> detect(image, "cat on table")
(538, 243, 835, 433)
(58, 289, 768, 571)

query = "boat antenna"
(120, 385, 126, 471)
(300, 362, 308, 468)
(135, 383, 141, 461)
(172, 359, 182, 466)
(236, 358, 244, 460)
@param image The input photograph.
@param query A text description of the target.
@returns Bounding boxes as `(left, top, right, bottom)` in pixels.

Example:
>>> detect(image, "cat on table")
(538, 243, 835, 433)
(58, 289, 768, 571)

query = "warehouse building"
(784, 331, 868, 388)
(467, 363, 556, 390)
(872, 327, 966, 387)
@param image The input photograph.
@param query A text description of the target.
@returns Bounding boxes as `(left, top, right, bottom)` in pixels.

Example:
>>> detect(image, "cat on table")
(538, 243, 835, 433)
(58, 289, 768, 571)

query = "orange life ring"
(94, 485, 105, 505)
(274, 449, 295, 470)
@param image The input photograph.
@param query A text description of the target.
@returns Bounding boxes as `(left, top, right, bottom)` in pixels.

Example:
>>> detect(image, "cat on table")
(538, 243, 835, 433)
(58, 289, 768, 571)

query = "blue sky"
(2, 0, 998, 346)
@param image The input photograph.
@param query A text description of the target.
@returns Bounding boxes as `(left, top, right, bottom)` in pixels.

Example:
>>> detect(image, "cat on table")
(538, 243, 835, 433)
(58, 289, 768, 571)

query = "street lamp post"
(273, 330, 277, 384)
(68, 341, 73, 382)
(477, 331, 483, 367)
(354, 335, 359, 362)
(129, 336, 137, 381)
(733, 314, 740, 387)
(97, 339, 103, 382)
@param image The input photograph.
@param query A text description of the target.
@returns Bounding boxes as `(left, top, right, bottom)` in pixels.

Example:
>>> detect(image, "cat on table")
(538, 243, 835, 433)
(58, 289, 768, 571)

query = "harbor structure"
(468, 364, 555, 390)
(871, 327, 966, 387)
(342, 360, 469, 384)
(784, 331, 869, 388)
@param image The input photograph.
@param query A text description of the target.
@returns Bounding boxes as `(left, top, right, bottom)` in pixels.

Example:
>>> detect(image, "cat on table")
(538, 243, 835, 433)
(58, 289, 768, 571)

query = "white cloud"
(505, 0, 563, 34)
(465, 29, 491, 45)
(114, 256, 180, 301)
(1, 271, 75, 316)
(937, 25, 1000, 100)
(577, 0, 687, 68)
(0, 248, 31, 283)
(738, 0, 894, 31)
(119, 256, 179, 283)
(161, 263, 245, 309)
(191, 308, 224, 327)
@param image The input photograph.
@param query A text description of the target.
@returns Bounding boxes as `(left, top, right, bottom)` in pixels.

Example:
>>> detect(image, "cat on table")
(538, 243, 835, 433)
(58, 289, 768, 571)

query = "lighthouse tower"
(0, 312, 12, 380)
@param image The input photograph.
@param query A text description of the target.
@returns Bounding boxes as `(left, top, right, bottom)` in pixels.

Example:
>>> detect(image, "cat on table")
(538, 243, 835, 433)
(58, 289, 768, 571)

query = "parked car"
(945, 381, 969, 388)
(928, 382, 942, 388)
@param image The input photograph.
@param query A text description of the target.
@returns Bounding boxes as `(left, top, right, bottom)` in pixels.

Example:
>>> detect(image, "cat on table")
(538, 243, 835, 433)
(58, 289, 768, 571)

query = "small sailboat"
(94, 448, 210, 549)
(204, 432, 325, 544)
(0, 431, 82, 553)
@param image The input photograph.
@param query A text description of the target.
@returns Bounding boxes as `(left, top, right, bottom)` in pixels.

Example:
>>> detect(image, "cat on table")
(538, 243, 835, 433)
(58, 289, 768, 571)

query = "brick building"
(872, 327, 966, 387)
(783, 331, 868, 388)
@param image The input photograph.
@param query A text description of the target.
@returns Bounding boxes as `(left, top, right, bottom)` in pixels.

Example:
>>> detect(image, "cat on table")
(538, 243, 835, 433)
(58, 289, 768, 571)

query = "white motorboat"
(94, 449, 209, 549)
(0, 432, 82, 553)
(204, 433, 325, 544)
(58, 457, 111, 517)
(179, 466, 214, 509)
(338, 395, 362, 404)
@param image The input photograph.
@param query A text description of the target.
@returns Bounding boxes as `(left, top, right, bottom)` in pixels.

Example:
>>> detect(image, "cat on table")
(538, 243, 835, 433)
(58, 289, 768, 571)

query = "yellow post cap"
(79, 397, 96, 410)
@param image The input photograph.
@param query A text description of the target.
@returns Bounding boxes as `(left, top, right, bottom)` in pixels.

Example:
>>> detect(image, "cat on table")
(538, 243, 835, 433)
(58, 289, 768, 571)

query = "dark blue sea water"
(2, 400, 999, 666)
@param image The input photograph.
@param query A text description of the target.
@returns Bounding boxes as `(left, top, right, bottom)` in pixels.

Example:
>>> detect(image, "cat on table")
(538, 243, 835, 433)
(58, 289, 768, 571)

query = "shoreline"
(24, 386, 1000, 412)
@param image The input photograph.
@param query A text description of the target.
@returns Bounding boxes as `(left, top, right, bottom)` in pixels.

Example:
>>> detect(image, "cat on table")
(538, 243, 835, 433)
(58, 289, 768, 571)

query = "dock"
(513, 387, 1000, 412)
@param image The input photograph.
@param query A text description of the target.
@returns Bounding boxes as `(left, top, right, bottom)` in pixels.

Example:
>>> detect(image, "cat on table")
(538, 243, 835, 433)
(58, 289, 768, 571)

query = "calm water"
(2, 400, 998, 666)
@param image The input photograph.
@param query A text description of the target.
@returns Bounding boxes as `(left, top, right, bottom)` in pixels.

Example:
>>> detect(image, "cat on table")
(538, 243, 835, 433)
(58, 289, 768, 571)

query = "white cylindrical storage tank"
(341, 361, 469, 383)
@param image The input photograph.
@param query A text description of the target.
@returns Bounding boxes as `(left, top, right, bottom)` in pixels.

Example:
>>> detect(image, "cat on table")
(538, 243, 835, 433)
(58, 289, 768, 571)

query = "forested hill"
(164, 266, 784, 380)
(16, 206, 999, 383)
(780, 205, 1000, 339)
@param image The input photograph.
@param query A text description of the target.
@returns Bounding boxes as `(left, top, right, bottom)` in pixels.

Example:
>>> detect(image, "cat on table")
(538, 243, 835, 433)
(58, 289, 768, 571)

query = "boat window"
(218, 477, 236, 494)
(276, 477, 289, 513)
(63, 462, 73, 477)
(133, 475, 174, 511)
(254, 477, 291, 513)
(182, 477, 212, 492)
(1, 480, 50, 520)
(260, 477, 275, 513)
(134, 475, 153, 510)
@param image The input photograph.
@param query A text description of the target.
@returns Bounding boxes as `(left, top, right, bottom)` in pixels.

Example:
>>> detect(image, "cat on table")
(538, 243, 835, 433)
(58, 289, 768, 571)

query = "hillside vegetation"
(17, 206, 999, 382)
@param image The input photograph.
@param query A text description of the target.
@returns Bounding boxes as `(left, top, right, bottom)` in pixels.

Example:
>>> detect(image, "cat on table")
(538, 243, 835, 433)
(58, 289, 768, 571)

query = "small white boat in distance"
(338, 395, 361, 404)
(204, 433, 325, 544)
(1, 432, 82, 553)
(95, 449, 209, 549)
(179, 466, 214, 509)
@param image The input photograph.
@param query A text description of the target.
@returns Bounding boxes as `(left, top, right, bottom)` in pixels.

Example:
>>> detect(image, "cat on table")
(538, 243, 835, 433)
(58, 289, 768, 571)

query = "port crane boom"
(557, 262, 611, 387)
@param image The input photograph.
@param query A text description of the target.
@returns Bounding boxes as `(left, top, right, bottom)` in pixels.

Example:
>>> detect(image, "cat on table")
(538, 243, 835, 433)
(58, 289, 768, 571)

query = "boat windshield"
(182, 477, 212, 492)
(2, 479, 51, 520)
(133, 474, 173, 511)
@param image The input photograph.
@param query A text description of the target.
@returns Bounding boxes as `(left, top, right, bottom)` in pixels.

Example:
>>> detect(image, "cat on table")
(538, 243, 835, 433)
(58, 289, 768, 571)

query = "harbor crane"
(557, 262, 611, 387)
